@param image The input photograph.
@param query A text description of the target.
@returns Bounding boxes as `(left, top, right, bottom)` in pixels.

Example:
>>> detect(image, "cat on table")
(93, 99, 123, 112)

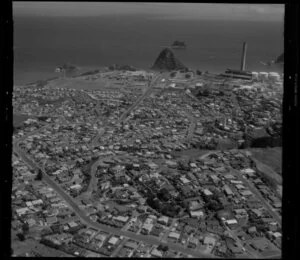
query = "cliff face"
(152, 48, 187, 71)
(275, 53, 284, 63)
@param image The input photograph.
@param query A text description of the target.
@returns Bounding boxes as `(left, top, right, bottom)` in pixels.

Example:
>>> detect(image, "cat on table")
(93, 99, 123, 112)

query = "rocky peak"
(151, 48, 187, 71)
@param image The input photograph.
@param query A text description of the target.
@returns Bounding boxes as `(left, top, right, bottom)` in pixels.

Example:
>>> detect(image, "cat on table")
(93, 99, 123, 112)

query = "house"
(248, 226, 257, 234)
(241, 168, 256, 177)
(224, 174, 235, 180)
(165, 160, 177, 168)
(272, 232, 282, 239)
(240, 190, 253, 197)
(251, 209, 263, 218)
(225, 219, 238, 229)
(180, 176, 190, 184)
(187, 172, 197, 182)
(26, 201, 33, 207)
(114, 215, 129, 224)
(190, 163, 197, 168)
(147, 162, 158, 170)
(94, 233, 107, 244)
(236, 184, 245, 190)
(210, 175, 220, 183)
(189, 201, 203, 211)
(16, 207, 29, 216)
(203, 236, 216, 247)
(26, 218, 36, 227)
(190, 210, 204, 219)
(234, 209, 247, 216)
(231, 180, 243, 184)
(108, 236, 119, 245)
(124, 240, 139, 250)
(273, 202, 282, 208)
(157, 216, 169, 225)
(168, 231, 180, 241)
(46, 216, 58, 225)
(189, 237, 198, 246)
(203, 188, 213, 196)
(32, 199, 44, 205)
(70, 184, 82, 190)
(151, 248, 163, 257)
(268, 222, 278, 232)
(81, 199, 92, 206)
(68, 221, 78, 228)
(142, 222, 153, 234)
(223, 185, 233, 196)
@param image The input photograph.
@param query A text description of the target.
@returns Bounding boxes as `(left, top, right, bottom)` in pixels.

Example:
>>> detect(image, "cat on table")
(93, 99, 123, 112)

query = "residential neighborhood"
(12, 65, 282, 258)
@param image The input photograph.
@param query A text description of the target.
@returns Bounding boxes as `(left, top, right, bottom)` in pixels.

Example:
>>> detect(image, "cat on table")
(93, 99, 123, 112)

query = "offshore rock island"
(12, 47, 282, 258)
(171, 41, 187, 49)
(152, 48, 187, 71)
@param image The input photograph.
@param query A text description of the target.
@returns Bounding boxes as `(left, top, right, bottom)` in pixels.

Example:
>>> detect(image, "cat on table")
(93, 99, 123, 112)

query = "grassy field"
(47, 77, 112, 90)
(35, 96, 67, 106)
(248, 147, 282, 175)
(13, 114, 30, 127)
(171, 149, 210, 159)
(11, 236, 72, 257)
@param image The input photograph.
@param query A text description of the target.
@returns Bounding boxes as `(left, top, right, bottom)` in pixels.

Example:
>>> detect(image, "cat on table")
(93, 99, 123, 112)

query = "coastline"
(14, 63, 283, 87)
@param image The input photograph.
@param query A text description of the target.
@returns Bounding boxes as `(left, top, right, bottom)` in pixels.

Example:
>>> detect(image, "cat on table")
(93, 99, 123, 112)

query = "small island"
(171, 40, 187, 49)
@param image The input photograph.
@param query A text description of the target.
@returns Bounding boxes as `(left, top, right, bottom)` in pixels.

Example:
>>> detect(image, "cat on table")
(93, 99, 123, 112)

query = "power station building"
(220, 42, 253, 80)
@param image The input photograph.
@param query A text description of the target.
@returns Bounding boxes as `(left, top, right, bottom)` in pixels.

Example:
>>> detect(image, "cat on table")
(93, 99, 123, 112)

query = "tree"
(158, 188, 171, 201)
(205, 199, 222, 212)
(196, 70, 202, 75)
(16, 233, 25, 241)
(35, 170, 43, 181)
(22, 222, 29, 234)
(170, 72, 176, 77)
(157, 244, 168, 252)
(56, 63, 79, 78)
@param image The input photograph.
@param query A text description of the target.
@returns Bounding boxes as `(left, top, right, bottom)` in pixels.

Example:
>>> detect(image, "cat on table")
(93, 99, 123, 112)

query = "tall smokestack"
(240, 42, 247, 71)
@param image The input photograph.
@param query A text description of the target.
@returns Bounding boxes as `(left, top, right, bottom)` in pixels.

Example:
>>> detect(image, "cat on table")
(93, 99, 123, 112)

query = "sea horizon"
(14, 15, 284, 85)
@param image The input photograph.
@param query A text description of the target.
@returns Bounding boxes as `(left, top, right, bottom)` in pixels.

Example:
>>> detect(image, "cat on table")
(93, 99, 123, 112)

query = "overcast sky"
(13, 2, 284, 21)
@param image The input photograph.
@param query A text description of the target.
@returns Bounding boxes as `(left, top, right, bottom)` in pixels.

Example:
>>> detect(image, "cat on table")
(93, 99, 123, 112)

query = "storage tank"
(268, 72, 280, 81)
(251, 72, 259, 79)
(258, 72, 268, 80)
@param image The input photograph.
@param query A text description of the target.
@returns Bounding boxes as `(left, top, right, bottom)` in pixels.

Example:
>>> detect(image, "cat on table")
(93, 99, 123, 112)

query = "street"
(13, 140, 214, 258)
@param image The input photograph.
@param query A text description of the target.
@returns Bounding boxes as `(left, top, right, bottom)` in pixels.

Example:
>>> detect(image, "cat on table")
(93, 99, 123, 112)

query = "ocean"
(13, 15, 284, 85)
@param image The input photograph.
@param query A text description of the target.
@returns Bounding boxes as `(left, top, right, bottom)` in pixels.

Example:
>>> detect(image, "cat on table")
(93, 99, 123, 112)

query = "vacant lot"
(248, 147, 282, 175)
(11, 237, 72, 257)
(13, 114, 30, 127)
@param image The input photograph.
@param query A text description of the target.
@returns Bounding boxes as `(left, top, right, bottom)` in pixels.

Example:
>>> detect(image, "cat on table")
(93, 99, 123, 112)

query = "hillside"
(151, 48, 187, 71)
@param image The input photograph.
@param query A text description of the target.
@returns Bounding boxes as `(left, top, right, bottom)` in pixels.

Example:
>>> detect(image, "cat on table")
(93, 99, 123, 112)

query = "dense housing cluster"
(12, 67, 282, 258)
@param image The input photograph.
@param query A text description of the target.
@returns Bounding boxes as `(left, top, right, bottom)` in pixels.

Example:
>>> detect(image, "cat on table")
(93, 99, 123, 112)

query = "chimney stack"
(240, 42, 247, 71)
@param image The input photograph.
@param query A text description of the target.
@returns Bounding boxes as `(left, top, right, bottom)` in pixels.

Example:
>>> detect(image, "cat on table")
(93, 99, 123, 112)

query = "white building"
(190, 210, 204, 219)
(168, 231, 180, 240)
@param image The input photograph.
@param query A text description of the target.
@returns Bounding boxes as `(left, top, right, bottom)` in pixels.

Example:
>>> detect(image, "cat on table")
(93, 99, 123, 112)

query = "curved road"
(14, 140, 214, 258)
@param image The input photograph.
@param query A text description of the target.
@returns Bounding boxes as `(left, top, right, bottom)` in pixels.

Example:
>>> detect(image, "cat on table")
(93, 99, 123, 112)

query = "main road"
(90, 74, 160, 147)
(119, 74, 160, 124)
